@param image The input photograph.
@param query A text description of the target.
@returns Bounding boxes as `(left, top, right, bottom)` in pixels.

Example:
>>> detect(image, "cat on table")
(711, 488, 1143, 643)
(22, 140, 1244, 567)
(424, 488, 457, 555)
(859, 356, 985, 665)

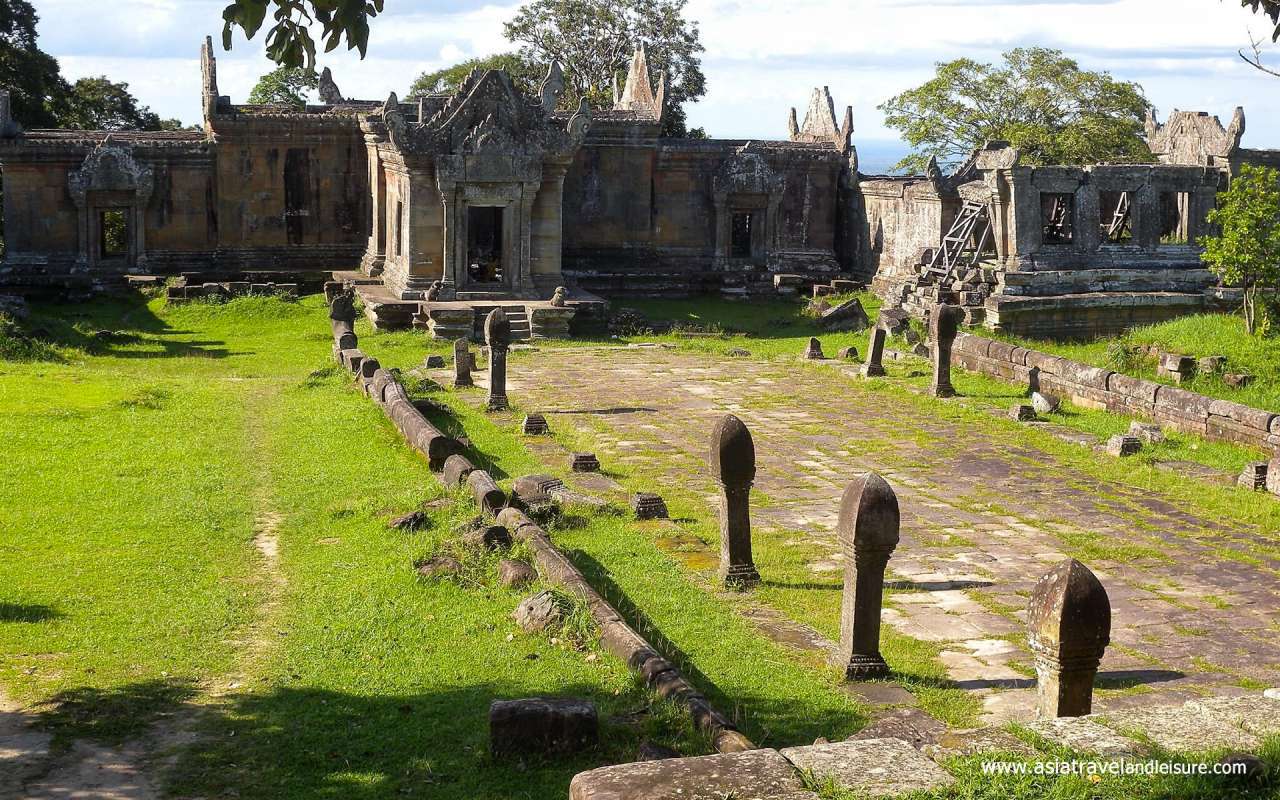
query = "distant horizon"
(35, 1, 1280, 151)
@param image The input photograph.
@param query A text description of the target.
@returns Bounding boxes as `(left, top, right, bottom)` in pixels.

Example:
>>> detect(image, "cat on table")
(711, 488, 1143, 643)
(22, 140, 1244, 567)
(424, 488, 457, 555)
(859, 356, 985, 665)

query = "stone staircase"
(568, 691, 1280, 799)
(468, 304, 531, 342)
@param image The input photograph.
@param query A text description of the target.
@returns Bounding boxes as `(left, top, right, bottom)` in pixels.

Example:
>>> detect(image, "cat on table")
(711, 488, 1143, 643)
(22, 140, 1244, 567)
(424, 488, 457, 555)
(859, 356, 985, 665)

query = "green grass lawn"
(3, 291, 1278, 800)
(987, 312, 1280, 413)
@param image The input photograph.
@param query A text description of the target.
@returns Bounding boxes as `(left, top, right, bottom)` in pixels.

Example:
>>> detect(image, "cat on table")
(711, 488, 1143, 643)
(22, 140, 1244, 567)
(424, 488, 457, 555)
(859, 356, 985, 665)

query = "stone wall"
(563, 127, 846, 296)
(950, 332, 1279, 450)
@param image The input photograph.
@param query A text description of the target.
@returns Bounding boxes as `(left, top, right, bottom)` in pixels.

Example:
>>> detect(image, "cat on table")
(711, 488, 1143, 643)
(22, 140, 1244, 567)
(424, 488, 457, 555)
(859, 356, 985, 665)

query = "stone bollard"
(1027, 558, 1111, 718)
(485, 309, 510, 411)
(1268, 451, 1280, 496)
(453, 337, 473, 388)
(803, 337, 825, 360)
(861, 327, 887, 378)
(708, 414, 760, 589)
(929, 303, 964, 398)
(328, 283, 356, 341)
(834, 472, 899, 680)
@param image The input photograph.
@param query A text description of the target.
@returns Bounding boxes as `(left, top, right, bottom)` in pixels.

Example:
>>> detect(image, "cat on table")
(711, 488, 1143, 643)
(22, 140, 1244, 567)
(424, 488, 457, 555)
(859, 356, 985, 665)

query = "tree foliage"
(0, 0, 69, 128)
(503, 0, 706, 137)
(220, 0, 382, 69)
(879, 48, 1152, 174)
(1200, 164, 1280, 336)
(247, 65, 319, 107)
(1243, 0, 1280, 41)
(409, 53, 542, 99)
(62, 77, 182, 131)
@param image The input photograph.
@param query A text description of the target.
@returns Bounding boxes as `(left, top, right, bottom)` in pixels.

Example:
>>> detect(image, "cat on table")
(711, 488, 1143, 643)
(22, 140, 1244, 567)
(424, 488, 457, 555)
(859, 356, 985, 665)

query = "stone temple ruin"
(0, 38, 1276, 339)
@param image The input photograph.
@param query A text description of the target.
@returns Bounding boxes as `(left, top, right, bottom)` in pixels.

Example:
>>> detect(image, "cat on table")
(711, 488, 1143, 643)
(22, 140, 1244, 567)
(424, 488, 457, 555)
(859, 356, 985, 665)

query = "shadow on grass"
(24, 293, 239, 360)
(0, 603, 63, 623)
(164, 682, 689, 800)
(35, 679, 198, 747)
(566, 549, 865, 746)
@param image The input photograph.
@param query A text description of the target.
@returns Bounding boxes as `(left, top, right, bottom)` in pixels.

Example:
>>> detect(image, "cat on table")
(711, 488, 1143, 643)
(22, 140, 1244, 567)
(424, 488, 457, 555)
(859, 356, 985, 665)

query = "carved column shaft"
(717, 483, 759, 588)
(839, 548, 893, 679)
(862, 327, 887, 377)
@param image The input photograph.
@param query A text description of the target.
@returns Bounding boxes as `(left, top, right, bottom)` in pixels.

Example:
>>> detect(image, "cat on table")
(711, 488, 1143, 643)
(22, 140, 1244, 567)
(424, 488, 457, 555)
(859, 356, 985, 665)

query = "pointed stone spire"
(539, 61, 566, 113)
(614, 43, 659, 119)
(787, 107, 800, 140)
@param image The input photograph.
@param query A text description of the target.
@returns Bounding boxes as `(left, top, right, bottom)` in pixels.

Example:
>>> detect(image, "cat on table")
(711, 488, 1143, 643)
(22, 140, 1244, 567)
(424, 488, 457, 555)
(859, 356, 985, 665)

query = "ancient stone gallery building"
(0, 37, 1275, 337)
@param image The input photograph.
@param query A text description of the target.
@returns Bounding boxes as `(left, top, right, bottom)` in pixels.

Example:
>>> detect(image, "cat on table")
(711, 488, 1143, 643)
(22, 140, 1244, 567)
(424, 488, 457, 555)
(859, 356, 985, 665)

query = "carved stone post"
(929, 303, 964, 398)
(485, 309, 510, 411)
(1027, 558, 1111, 718)
(708, 414, 760, 589)
(861, 327, 887, 378)
(453, 337, 473, 388)
(329, 284, 356, 342)
(834, 472, 899, 680)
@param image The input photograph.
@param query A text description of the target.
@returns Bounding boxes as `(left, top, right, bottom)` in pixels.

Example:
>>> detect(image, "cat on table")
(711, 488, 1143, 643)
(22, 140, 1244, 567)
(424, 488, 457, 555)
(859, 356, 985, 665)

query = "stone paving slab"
(494, 348, 1280, 719)
(1101, 706, 1261, 752)
(781, 738, 955, 796)
(568, 749, 819, 800)
(1023, 718, 1149, 758)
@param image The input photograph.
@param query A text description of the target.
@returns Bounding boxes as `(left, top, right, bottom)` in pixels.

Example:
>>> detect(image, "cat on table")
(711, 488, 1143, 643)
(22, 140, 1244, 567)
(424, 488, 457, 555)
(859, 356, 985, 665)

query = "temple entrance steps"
(464, 304, 532, 342)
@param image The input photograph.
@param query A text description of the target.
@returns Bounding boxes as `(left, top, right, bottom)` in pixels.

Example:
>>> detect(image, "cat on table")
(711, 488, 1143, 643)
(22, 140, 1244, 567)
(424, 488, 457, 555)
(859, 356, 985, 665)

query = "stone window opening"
(392, 200, 403, 258)
(730, 212, 754, 258)
(466, 205, 505, 284)
(99, 208, 128, 259)
(1159, 191, 1190, 245)
(1040, 193, 1074, 244)
(1099, 191, 1133, 244)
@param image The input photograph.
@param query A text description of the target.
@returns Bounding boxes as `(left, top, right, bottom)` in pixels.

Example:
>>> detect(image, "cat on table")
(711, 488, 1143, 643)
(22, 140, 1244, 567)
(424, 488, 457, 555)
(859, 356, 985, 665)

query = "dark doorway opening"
(467, 206, 504, 283)
(99, 209, 128, 259)
(730, 212, 753, 258)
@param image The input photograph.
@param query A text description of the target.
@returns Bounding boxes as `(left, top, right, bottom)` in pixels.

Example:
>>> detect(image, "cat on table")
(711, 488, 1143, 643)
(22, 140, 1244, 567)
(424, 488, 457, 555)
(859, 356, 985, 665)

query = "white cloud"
(35, 0, 1280, 148)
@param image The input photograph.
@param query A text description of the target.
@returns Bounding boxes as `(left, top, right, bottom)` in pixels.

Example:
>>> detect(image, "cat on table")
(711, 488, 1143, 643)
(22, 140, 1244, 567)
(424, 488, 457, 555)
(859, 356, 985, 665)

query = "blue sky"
(34, 0, 1280, 153)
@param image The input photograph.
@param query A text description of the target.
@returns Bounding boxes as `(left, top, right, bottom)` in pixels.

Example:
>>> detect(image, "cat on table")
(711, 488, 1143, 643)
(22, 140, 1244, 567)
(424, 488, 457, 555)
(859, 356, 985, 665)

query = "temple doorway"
(466, 205, 505, 284)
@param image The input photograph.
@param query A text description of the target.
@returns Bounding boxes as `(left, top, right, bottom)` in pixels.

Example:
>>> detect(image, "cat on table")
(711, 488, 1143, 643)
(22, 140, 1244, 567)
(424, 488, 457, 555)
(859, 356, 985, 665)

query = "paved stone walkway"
(500, 346, 1280, 723)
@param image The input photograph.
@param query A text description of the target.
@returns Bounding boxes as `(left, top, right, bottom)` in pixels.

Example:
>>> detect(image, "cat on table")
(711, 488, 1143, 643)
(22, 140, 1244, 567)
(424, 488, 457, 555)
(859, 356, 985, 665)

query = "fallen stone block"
(462, 524, 512, 551)
(1238, 462, 1268, 491)
(1224, 373, 1254, 389)
(514, 590, 565, 633)
(836, 345, 859, 360)
(498, 559, 537, 589)
(388, 510, 428, 531)
(1128, 421, 1164, 444)
(635, 741, 681, 762)
(780, 738, 955, 797)
(1010, 404, 1037, 422)
(569, 748, 819, 800)
(571, 453, 601, 473)
(442, 454, 477, 487)
(1106, 434, 1142, 457)
(1031, 391, 1061, 415)
(820, 297, 870, 332)
(922, 727, 1036, 759)
(802, 337, 825, 360)
(415, 555, 462, 580)
(845, 708, 944, 748)
(522, 413, 550, 435)
(631, 492, 669, 520)
(490, 697, 598, 758)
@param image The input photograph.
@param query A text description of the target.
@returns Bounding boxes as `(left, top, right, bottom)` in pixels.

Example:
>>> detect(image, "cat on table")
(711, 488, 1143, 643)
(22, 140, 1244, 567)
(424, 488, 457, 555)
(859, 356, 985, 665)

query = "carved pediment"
(1147, 108, 1245, 166)
(68, 139, 154, 206)
(383, 67, 589, 162)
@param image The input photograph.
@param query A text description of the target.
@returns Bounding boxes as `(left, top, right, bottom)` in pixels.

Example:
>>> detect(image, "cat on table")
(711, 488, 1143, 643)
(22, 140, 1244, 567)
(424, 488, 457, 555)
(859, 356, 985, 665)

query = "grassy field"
(0, 292, 864, 798)
(2, 291, 1278, 800)
(987, 312, 1280, 413)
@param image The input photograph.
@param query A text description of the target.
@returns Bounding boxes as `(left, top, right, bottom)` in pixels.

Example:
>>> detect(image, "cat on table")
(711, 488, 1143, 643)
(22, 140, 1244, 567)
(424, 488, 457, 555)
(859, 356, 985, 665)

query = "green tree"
(1242, 0, 1280, 40)
(0, 0, 70, 128)
(409, 53, 542, 99)
(1200, 164, 1280, 336)
(220, 0, 382, 68)
(503, 0, 706, 137)
(247, 65, 319, 107)
(879, 48, 1152, 173)
(62, 77, 179, 131)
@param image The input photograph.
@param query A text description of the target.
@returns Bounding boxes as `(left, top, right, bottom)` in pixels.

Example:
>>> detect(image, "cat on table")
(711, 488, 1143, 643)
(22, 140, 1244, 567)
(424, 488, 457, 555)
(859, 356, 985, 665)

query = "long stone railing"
(951, 332, 1279, 451)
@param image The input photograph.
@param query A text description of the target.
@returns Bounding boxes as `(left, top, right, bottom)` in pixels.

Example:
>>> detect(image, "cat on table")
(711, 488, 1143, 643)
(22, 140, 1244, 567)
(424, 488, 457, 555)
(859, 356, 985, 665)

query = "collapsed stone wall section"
(951, 332, 1279, 451)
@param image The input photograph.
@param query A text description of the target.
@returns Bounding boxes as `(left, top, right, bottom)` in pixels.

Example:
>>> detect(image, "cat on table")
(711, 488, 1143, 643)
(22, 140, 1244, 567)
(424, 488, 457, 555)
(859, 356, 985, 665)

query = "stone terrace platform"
(501, 347, 1280, 724)
(334, 270, 608, 336)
